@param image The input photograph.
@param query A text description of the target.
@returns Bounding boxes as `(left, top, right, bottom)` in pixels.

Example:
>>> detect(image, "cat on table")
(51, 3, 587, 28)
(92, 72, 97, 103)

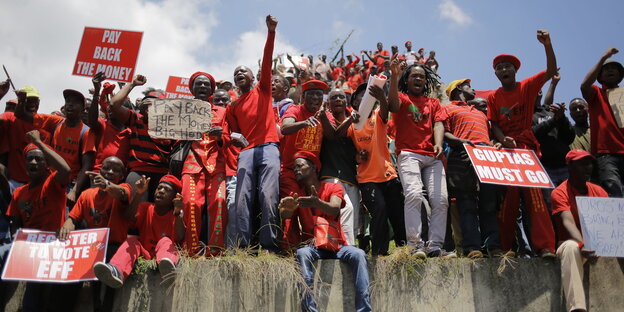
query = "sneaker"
(539, 249, 556, 259)
(427, 249, 457, 258)
(489, 249, 516, 258)
(412, 248, 427, 259)
(93, 262, 123, 289)
(466, 250, 484, 259)
(158, 258, 176, 278)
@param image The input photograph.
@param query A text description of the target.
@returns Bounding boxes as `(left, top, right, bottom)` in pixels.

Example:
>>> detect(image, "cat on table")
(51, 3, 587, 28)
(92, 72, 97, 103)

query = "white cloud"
(0, 0, 301, 113)
(438, 0, 473, 27)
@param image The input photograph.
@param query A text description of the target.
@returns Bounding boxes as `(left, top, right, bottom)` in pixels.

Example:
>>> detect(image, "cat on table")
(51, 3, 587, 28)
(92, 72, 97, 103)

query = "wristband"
(577, 241, 584, 249)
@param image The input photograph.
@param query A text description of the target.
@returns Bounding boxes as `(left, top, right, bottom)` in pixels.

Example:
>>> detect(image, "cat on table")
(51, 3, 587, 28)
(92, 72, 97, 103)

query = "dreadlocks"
(398, 64, 440, 96)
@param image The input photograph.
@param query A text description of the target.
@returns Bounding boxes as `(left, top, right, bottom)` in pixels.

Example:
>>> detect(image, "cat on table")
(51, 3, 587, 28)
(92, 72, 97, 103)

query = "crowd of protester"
(0, 14, 622, 312)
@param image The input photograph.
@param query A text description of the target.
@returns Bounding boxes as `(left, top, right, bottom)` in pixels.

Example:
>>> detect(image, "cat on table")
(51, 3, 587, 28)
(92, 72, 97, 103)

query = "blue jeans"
(234, 143, 280, 251)
(457, 183, 502, 253)
(225, 175, 238, 248)
(296, 245, 371, 312)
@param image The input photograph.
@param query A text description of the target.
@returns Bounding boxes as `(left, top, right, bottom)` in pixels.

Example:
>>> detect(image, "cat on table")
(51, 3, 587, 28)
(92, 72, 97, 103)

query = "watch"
(174, 210, 184, 218)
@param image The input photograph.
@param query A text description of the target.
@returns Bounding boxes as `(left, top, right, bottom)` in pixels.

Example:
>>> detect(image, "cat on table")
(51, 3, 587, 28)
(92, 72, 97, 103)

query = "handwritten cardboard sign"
(165, 76, 194, 99)
(606, 87, 624, 128)
(576, 196, 624, 257)
(464, 144, 554, 188)
(2, 228, 108, 283)
(72, 27, 143, 82)
(148, 99, 212, 140)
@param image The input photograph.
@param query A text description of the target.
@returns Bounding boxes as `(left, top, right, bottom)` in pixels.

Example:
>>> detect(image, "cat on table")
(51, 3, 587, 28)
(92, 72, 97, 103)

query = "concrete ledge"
(3, 257, 623, 311)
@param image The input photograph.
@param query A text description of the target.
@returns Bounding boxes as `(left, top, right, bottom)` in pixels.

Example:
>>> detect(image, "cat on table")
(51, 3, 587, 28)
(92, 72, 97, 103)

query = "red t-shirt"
(0, 113, 61, 183)
(487, 71, 547, 138)
(373, 50, 390, 68)
(183, 105, 229, 175)
(279, 105, 329, 169)
(49, 120, 97, 179)
(345, 55, 360, 75)
(7, 173, 67, 231)
(298, 182, 347, 245)
(133, 202, 177, 253)
(226, 31, 279, 150)
(347, 73, 364, 91)
(585, 85, 624, 154)
(443, 101, 490, 145)
(125, 110, 171, 173)
(68, 184, 132, 244)
(393, 93, 447, 156)
(551, 180, 608, 242)
(93, 119, 131, 172)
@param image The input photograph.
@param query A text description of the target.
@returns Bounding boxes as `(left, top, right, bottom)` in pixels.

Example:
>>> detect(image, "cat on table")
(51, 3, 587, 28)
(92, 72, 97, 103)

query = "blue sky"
(2, 0, 623, 113)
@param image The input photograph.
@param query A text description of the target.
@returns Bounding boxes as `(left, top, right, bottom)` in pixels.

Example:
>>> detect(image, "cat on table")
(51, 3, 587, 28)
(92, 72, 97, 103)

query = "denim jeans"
(225, 175, 238, 248)
(234, 143, 280, 251)
(295, 245, 371, 312)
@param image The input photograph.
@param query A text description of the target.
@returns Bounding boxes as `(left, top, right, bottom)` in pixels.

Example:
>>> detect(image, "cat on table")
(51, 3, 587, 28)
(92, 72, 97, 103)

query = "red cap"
(159, 174, 182, 193)
(189, 71, 216, 95)
(493, 54, 521, 70)
(301, 80, 328, 92)
(565, 149, 595, 164)
(143, 91, 166, 100)
(405, 41, 412, 46)
(23, 143, 39, 155)
(294, 151, 321, 173)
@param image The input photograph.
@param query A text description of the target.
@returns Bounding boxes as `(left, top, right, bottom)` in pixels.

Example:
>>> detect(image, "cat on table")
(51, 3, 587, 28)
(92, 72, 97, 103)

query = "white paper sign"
(354, 74, 387, 130)
(576, 196, 624, 257)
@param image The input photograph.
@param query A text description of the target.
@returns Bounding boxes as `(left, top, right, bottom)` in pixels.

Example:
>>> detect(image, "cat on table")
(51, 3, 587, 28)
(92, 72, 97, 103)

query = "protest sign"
(165, 76, 194, 99)
(576, 196, 624, 257)
(606, 87, 624, 128)
(2, 228, 108, 283)
(464, 144, 553, 188)
(148, 99, 212, 140)
(72, 27, 143, 82)
(354, 74, 387, 130)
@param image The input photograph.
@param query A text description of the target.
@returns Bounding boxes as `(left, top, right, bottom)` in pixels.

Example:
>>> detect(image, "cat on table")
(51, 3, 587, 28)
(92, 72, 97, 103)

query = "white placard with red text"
(2, 228, 109, 283)
(464, 144, 554, 188)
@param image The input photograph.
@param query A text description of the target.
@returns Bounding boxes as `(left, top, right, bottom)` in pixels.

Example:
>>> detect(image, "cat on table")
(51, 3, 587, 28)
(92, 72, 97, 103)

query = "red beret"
(189, 71, 216, 95)
(23, 143, 39, 155)
(159, 174, 182, 193)
(143, 91, 166, 100)
(565, 149, 595, 164)
(405, 41, 412, 46)
(294, 151, 321, 173)
(493, 54, 521, 70)
(301, 80, 328, 93)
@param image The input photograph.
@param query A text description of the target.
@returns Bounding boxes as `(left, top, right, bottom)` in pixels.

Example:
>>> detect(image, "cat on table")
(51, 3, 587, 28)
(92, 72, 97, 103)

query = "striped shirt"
(443, 101, 490, 145)
(126, 110, 171, 173)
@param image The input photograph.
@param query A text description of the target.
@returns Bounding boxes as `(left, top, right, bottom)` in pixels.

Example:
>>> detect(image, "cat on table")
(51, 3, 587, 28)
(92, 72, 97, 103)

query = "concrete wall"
(3, 257, 623, 311)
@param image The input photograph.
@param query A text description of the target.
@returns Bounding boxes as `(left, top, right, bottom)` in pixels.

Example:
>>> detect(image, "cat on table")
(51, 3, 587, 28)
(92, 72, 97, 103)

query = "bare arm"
(110, 75, 147, 124)
(537, 30, 558, 80)
(26, 130, 71, 185)
(433, 121, 445, 158)
(542, 72, 560, 106)
(297, 186, 342, 217)
(581, 47, 618, 99)
(86, 171, 130, 201)
(281, 116, 319, 136)
(388, 58, 401, 113)
(87, 72, 106, 133)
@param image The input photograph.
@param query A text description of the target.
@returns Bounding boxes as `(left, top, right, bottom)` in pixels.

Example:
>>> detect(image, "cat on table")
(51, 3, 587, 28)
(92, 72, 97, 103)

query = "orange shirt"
(68, 184, 132, 244)
(348, 109, 397, 183)
(134, 202, 177, 254)
(7, 173, 67, 231)
(49, 120, 97, 179)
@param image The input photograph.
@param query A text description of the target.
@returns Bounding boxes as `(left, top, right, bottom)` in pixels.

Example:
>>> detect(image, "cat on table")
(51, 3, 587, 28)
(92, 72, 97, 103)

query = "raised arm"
(581, 47, 618, 99)
(537, 30, 557, 80)
(87, 72, 106, 133)
(26, 130, 71, 185)
(542, 72, 560, 107)
(110, 75, 147, 123)
(172, 193, 186, 243)
(388, 57, 402, 113)
(0, 79, 10, 102)
(258, 15, 277, 92)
